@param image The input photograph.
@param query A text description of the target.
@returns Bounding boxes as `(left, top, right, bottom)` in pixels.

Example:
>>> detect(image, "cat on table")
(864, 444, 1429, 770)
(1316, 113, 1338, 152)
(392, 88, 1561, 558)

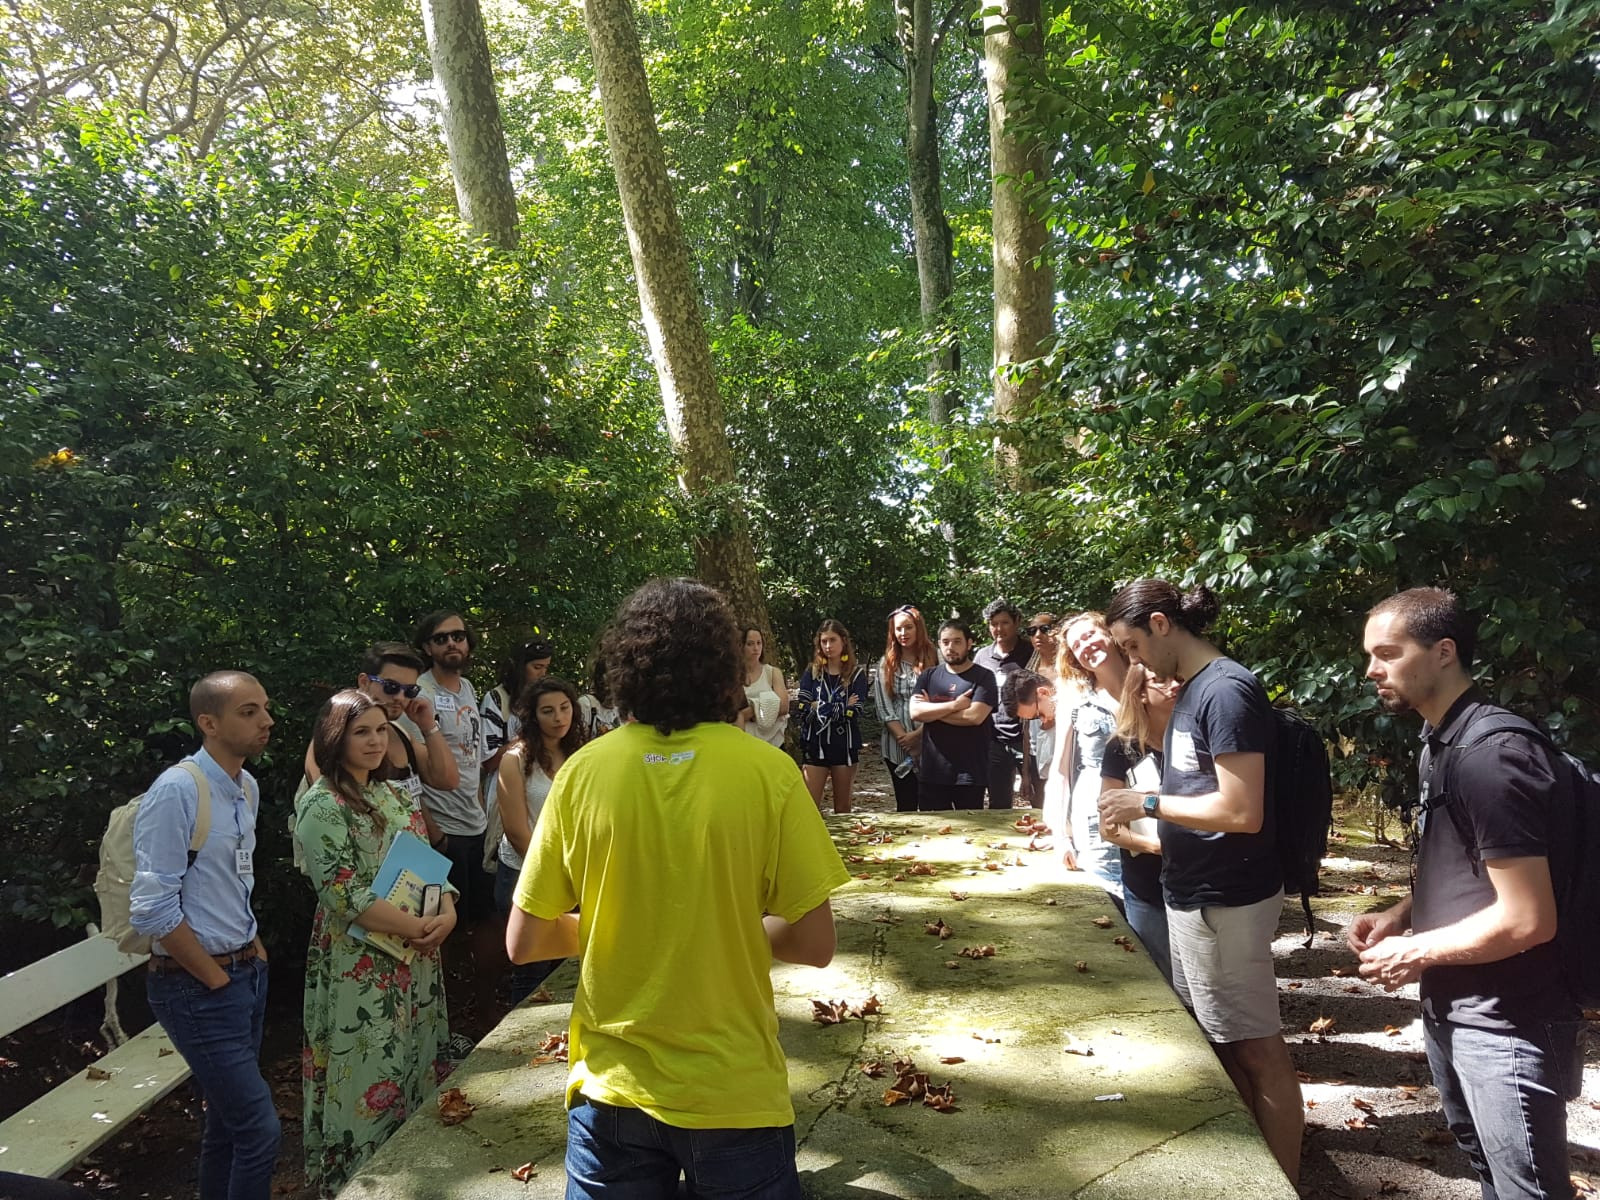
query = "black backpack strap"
(392, 721, 419, 775)
(1433, 709, 1551, 874)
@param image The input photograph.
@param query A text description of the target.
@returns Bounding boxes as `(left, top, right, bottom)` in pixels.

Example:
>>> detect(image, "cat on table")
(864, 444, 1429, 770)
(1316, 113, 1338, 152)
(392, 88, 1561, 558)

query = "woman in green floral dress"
(294, 689, 457, 1196)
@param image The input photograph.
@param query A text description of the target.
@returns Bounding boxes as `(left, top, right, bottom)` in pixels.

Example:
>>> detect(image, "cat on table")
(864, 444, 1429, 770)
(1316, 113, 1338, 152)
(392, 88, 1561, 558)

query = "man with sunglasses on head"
(414, 611, 494, 934)
(301, 642, 458, 847)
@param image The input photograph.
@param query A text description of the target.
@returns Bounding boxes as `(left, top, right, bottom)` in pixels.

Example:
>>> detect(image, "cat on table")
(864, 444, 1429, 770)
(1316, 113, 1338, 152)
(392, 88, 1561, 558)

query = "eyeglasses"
(429, 629, 469, 646)
(370, 677, 422, 699)
(1025, 624, 1056, 638)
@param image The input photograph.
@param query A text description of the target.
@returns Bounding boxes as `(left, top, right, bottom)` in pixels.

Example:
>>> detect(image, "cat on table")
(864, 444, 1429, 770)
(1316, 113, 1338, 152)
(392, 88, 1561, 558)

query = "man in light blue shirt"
(130, 670, 280, 1200)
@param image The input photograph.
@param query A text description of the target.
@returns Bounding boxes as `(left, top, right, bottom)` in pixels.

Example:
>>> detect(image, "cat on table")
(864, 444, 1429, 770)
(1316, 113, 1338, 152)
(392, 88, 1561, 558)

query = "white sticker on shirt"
(235, 848, 254, 876)
(433, 693, 458, 714)
(1170, 729, 1200, 773)
(404, 774, 423, 803)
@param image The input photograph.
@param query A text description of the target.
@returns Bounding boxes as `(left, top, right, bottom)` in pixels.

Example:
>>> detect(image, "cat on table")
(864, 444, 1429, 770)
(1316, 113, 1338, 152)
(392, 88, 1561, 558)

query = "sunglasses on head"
(1025, 623, 1056, 637)
(892, 605, 920, 618)
(370, 677, 422, 699)
(429, 629, 469, 646)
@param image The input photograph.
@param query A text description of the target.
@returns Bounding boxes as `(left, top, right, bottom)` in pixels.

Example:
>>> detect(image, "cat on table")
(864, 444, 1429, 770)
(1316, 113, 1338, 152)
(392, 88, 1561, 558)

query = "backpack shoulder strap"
(392, 721, 419, 773)
(179, 760, 212, 853)
(1434, 707, 1553, 873)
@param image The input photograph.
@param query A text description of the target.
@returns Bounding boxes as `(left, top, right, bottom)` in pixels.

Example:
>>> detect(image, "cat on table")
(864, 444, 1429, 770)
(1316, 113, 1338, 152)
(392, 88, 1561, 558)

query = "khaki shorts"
(1166, 890, 1284, 1044)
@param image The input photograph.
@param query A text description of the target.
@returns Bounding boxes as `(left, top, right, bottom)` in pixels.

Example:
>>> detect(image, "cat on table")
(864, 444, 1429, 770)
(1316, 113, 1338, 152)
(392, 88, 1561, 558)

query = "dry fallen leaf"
(1345, 1116, 1372, 1130)
(1062, 1045, 1095, 1057)
(872, 914, 901, 924)
(938, 1055, 965, 1064)
(438, 1087, 476, 1126)
(1308, 1015, 1337, 1035)
(938, 824, 953, 834)
(1044, 898, 1059, 906)
(1378, 1181, 1400, 1195)
(1074, 960, 1089, 972)
(1329, 965, 1350, 977)
(944, 960, 961, 969)
(882, 1088, 910, 1107)
(908, 863, 937, 876)
(1305, 1099, 1319, 1109)
(811, 999, 850, 1025)
(1351, 1097, 1376, 1113)
(1343, 985, 1364, 994)
(1113, 936, 1137, 953)
(957, 943, 995, 958)
(923, 1083, 958, 1112)
(860, 1060, 886, 1078)
(1091, 915, 1114, 929)
(85, 1066, 112, 1081)
(157, 1047, 173, 1057)
(925, 918, 953, 939)
(511, 1163, 537, 1182)
(529, 987, 555, 1004)
(892, 873, 907, 881)
(970, 1032, 1001, 1044)
(949, 890, 968, 901)
(1384, 1025, 1403, 1037)
(846, 854, 866, 863)
(1286, 981, 1303, 989)
(983, 861, 1002, 872)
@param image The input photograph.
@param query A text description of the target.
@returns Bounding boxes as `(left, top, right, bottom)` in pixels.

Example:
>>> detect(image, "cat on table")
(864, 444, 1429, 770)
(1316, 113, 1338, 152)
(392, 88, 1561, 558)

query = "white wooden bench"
(0, 932, 191, 1179)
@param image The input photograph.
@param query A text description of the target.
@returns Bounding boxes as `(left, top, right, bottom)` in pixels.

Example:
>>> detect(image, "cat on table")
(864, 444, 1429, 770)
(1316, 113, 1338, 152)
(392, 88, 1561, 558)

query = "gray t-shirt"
(418, 670, 485, 837)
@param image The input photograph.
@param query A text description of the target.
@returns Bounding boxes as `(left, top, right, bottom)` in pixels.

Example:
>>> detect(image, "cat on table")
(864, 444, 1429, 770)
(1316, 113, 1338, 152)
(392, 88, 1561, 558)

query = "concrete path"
(338, 811, 1295, 1200)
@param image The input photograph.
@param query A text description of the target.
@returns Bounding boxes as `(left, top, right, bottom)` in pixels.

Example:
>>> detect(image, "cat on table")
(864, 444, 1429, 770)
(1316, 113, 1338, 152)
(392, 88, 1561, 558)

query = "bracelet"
(421, 726, 441, 736)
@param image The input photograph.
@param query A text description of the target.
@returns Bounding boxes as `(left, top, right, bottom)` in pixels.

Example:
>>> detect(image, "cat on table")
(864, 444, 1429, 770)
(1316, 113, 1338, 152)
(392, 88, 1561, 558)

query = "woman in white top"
(736, 627, 790, 747)
(1043, 611, 1128, 902)
(493, 675, 587, 1002)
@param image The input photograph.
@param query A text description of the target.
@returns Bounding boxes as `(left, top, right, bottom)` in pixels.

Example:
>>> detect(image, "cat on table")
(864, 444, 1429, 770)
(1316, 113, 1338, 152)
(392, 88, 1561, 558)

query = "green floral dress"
(294, 779, 451, 1197)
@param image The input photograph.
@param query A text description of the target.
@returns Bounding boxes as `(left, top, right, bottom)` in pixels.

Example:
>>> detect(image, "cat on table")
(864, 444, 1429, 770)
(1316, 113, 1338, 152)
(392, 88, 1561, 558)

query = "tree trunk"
(421, 0, 520, 249)
(984, 0, 1053, 485)
(581, 0, 772, 633)
(899, 0, 958, 425)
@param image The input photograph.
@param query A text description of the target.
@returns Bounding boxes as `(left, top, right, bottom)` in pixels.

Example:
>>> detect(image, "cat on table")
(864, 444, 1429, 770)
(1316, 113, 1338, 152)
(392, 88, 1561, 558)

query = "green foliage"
(1, 113, 682, 941)
(1008, 0, 1600, 797)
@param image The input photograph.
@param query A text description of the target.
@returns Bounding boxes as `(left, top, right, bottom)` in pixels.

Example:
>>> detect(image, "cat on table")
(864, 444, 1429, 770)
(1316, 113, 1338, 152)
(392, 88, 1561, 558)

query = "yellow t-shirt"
(514, 721, 849, 1129)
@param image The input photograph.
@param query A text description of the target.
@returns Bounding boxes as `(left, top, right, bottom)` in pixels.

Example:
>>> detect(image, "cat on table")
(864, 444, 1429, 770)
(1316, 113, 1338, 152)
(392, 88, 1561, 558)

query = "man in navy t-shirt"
(1098, 580, 1301, 1186)
(910, 620, 998, 811)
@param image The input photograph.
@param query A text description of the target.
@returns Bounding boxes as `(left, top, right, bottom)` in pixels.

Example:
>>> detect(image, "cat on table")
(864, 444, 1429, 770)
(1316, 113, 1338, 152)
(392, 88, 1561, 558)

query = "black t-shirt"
(1100, 737, 1163, 905)
(915, 663, 998, 786)
(1159, 656, 1279, 910)
(973, 641, 1033, 745)
(1414, 689, 1575, 1028)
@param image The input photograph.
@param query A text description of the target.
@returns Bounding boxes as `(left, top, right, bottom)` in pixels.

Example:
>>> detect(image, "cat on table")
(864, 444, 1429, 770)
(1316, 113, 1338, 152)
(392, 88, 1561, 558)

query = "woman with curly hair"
(794, 619, 869, 813)
(1043, 611, 1128, 903)
(494, 675, 588, 1001)
(294, 690, 456, 1196)
(871, 605, 935, 812)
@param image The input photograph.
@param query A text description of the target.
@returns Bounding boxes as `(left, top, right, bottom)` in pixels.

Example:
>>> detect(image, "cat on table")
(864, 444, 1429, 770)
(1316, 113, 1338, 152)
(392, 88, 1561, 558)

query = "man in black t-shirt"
(910, 620, 998, 811)
(1353, 588, 1580, 1200)
(1098, 579, 1301, 1185)
(973, 600, 1033, 809)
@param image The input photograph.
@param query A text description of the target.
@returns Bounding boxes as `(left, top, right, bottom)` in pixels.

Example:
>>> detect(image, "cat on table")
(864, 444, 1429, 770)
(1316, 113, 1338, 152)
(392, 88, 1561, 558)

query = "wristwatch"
(1142, 794, 1161, 818)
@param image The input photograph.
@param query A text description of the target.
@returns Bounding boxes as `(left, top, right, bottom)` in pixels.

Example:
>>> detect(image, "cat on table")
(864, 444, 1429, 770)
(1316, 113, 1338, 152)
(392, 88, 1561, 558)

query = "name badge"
(433, 693, 458, 714)
(235, 848, 254, 876)
(404, 774, 423, 802)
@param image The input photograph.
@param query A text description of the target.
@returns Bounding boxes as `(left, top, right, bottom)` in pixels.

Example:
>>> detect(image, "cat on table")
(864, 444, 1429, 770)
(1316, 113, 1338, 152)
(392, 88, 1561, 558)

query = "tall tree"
(421, 0, 519, 248)
(895, 0, 963, 425)
(984, 0, 1052, 482)
(580, 0, 772, 631)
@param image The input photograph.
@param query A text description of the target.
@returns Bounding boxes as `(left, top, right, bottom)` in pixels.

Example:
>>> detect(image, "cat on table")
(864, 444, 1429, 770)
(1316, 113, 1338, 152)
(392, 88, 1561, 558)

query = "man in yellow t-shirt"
(509, 578, 849, 1199)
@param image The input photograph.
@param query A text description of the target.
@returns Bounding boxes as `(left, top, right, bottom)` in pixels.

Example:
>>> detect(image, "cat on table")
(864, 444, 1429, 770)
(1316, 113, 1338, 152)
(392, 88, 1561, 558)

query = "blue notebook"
(348, 832, 454, 956)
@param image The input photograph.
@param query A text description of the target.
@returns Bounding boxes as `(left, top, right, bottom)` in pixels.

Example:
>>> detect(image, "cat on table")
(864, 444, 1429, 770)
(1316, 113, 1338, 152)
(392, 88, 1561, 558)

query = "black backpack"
(1272, 708, 1335, 946)
(1435, 709, 1600, 1010)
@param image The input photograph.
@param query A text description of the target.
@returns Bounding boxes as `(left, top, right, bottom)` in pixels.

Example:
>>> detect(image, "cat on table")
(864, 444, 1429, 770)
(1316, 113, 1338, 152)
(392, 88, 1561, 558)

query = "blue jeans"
(146, 957, 280, 1200)
(1122, 890, 1174, 987)
(565, 1096, 800, 1200)
(1424, 1014, 1583, 1200)
(494, 862, 563, 1003)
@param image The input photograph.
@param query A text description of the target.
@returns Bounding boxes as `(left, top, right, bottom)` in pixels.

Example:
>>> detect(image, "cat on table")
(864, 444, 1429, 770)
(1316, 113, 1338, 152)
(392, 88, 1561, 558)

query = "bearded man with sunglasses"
(414, 611, 494, 933)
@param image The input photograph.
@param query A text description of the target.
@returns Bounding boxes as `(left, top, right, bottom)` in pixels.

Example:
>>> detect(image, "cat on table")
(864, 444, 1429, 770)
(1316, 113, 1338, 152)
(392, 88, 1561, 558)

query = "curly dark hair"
(511, 676, 588, 776)
(601, 578, 741, 734)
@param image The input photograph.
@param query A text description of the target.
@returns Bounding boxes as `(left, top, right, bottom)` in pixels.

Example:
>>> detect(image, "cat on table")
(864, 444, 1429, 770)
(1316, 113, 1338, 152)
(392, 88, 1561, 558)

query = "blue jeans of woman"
(494, 861, 563, 1003)
(145, 957, 280, 1200)
(565, 1096, 801, 1200)
(1121, 889, 1174, 986)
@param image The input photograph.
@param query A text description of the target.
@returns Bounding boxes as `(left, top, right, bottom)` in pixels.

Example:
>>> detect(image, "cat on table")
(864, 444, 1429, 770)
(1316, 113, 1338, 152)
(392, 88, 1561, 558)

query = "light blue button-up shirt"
(129, 747, 260, 954)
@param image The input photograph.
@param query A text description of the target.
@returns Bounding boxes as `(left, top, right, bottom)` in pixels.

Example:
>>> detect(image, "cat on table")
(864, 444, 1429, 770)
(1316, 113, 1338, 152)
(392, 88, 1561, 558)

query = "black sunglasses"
(1024, 623, 1056, 637)
(370, 677, 422, 699)
(429, 629, 469, 645)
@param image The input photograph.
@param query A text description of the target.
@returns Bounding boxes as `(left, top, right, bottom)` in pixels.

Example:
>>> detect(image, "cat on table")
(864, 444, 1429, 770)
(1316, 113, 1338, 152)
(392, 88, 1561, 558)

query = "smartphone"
(421, 884, 442, 919)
